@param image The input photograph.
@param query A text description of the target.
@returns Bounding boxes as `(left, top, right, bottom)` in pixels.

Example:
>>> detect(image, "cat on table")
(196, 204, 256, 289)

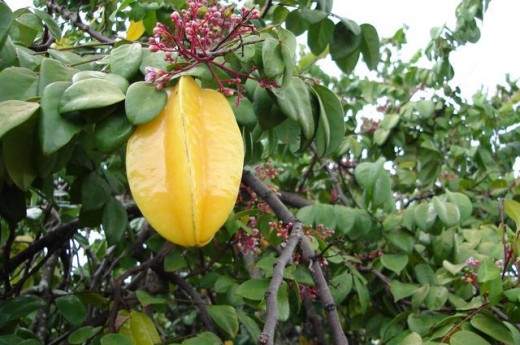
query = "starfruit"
(126, 76, 244, 247)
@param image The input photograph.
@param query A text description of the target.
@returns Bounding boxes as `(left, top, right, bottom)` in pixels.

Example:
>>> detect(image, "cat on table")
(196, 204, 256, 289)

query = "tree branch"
(242, 170, 349, 345)
(47, 0, 115, 44)
(279, 191, 313, 208)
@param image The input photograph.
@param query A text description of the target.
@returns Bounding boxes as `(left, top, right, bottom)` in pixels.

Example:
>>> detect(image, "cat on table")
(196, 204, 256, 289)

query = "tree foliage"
(0, 0, 519, 344)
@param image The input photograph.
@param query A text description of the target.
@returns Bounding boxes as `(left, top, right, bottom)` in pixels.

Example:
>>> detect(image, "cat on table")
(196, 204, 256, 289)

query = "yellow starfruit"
(126, 76, 244, 247)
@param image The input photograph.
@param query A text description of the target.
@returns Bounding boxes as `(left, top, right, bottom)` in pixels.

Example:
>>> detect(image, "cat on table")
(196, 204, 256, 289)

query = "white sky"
(333, 0, 520, 99)
(5, 0, 519, 98)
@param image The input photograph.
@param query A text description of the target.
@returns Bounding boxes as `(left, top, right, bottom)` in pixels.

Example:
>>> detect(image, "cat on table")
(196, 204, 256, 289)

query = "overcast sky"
(5, 0, 519, 99)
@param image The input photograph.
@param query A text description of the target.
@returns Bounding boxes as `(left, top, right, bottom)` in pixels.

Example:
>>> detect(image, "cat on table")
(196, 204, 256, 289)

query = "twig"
(159, 270, 217, 333)
(47, 0, 115, 44)
(260, 223, 303, 345)
(278, 191, 313, 208)
(242, 170, 349, 345)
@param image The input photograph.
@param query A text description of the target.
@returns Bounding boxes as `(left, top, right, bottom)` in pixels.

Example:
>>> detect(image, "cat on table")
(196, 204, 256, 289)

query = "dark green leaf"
(81, 172, 110, 211)
(330, 21, 362, 61)
(32, 9, 61, 40)
(229, 96, 256, 129)
(359, 24, 380, 70)
(94, 114, 134, 153)
(68, 326, 102, 344)
(285, 10, 309, 36)
(236, 279, 270, 301)
(308, 18, 334, 56)
(299, 9, 328, 25)
(354, 275, 369, 313)
(207, 305, 239, 338)
(125, 81, 167, 125)
(0, 183, 26, 227)
(100, 334, 134, 345)
(181, 332, 222, 345)
(313, 84, 345, 156)
(60, 79, 125, 113)
(254, 87, 286, 129)
(3, 116, 37, 190)
(330, 271, 353, 304)
(102, 197, 128, 245)
(237, 311, 261, 340)
(164, 251, 188, 272)
(55, 295, 87, 326)
(334, 49, 360, 74)
(0, 295, 45, 327)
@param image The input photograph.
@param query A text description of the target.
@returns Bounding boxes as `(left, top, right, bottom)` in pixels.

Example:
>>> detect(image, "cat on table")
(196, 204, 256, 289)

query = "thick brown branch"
(279, 191, 313, 208)
(47, 0, 115, 44)
(242, 170, 349, 345)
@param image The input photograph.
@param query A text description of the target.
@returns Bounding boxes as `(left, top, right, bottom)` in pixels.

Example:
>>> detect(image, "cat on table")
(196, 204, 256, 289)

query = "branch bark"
(47, 0, 115, 44)
(242, 170, 349, 345)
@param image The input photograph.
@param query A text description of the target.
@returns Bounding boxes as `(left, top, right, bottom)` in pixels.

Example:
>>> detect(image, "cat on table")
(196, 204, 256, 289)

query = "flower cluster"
(303, 224, 335, 240)
(269, 220, 293, 242)
(298, 284, 319, 300)
(255, 161, 281, 181)
(146, 0, 277, 100)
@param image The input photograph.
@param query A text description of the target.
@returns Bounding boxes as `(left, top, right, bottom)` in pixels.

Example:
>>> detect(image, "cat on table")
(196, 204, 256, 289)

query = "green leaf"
(330, 21, 362, 61)
(236, 279, 270, 301)
(0, 67, 38, 101)
(385, 231, 414, 254)
(135, 290, 167, 307)
(414, 203, 436, 232)
(504, 199, 520, 230)
(411, 284, 429, 311)
(477, 258, 501, 283)
(277, 28, 296, 92)
(3, 116, 37, 190)
(470, 313, 513, 345)
(298, 9, 328, 25)
(414, 264, 437, 285)
(0, 100, 39, 139)
(275, 77, 314, 139)
(139, 49, 169, 74)
(285, 10, 309, 36)
(229, 96, 256, 129)
(450, 331, 491, 345)
(425, 286, 448, 310)
(415, 100, 435, 118)
(354, 275, 369, 313)
(125, 81, 167, 125)
(329, 271, 353, 304)
(100, 334, 134, 345)
(32, 9, 61, 39)
(381, 254, 408, 275)
(81, 172, 110, 211)
(72, 70, 129, 94)
(207, 305, 239, 338)
(308, 18, 334, 55)
(111, 43, 143, 80)
(0, 2, 13, 48)
(182, 332, 222, 345)
(37, 58, 76, 95)
(262, 37, 285, 78)
(39, 81, 82, 155)
(237, 311, 261, 341)
(313, 84, 345, 156)
(102, 197, 129, 245)
(48, 49, 91, 70)
(55, 295, 87, 326)
(0, 183, 26, 227)
(278, 281, 290, 321)
(432, 197, 460, 227)
(334, 49, 360, 74)
(60, 79, 125, 113)
(68, 326, 102, 344)
(446, 190, 473, 222)
(359, 24, 380, 70)
(254, 87, 285, 130)
(164, 251, 188, 272)
(94, 114, 134, 153)
(390, 281, 417, 302)
(354, 158, 394, 211)
(118, 310, 160, 345)
(0, 295, 45, 327)
(0, 36, 17, 70)
(504, 322, 520, 345)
